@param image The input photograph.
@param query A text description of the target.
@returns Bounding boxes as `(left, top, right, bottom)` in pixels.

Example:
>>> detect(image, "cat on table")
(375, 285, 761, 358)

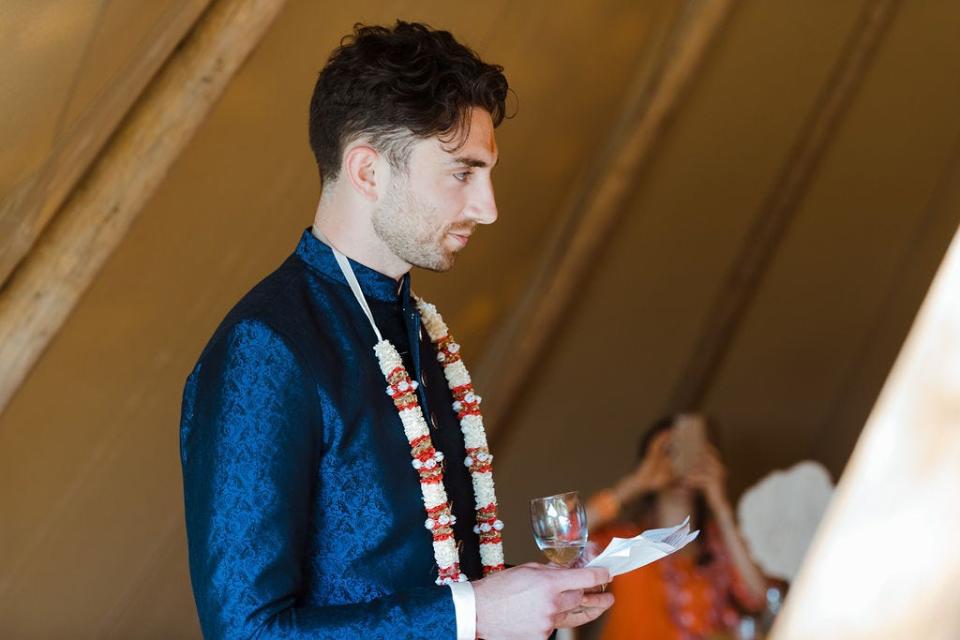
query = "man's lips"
(447, 232, 471, 248)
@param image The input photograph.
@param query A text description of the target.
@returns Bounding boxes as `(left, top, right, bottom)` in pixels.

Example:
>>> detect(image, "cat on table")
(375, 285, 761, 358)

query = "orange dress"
(593, 523, 762, 640)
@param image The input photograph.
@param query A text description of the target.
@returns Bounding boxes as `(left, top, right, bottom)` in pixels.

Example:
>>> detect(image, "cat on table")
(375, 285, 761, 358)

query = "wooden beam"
(771, 222, 960, 638)
(666, 0, 900, 411)
(0, 0, 287, 414)
(476, 0, 738, 444)
(0, 0, 213, 289)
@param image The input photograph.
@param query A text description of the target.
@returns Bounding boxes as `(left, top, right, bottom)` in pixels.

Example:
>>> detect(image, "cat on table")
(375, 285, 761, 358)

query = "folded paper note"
(586, 516, 699, 578)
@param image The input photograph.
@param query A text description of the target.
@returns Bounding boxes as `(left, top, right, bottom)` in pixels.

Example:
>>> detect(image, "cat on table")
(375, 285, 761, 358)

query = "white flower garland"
(377, 298, 505, 585)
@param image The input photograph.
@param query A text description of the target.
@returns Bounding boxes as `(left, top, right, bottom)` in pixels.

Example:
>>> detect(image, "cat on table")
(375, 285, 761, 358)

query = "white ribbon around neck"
(311, 227, 384, 343)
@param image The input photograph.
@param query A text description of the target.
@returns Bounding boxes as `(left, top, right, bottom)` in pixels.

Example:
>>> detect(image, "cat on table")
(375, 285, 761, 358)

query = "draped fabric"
(180, 229, 483, 638)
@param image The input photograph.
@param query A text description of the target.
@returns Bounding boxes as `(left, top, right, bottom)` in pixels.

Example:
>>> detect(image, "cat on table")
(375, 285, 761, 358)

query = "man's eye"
(454, 171, 472, 182)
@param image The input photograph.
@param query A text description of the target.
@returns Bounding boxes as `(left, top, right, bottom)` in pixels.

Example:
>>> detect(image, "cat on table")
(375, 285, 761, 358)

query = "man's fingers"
(580, 592, 615, 609)
(551, 567, 611, 591)
(556, 589, 584, 612)
(554, 599, 615, 629)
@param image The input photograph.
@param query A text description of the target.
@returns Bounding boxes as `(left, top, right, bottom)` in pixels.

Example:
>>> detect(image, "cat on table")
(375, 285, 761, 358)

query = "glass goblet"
(529, 491, 588, 567)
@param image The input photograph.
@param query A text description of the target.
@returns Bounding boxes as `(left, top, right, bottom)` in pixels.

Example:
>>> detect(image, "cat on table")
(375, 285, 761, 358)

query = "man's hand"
(473, 563, 613, 639)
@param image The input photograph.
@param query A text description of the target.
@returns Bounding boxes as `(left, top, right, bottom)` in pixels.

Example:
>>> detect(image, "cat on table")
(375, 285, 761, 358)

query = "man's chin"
(403, 239, 463, 272)
(414, 255, 456, 273)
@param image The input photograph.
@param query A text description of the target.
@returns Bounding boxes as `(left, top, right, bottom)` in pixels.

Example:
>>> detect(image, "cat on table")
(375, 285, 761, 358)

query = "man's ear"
(342, 143, 382, 202)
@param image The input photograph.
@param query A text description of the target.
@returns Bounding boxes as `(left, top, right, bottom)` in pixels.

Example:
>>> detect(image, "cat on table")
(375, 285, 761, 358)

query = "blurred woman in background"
(585, 414, 767, 640)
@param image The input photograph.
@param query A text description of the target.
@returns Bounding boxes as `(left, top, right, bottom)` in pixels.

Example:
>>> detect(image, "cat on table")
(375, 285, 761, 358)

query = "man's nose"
(468, 178, 498, 225)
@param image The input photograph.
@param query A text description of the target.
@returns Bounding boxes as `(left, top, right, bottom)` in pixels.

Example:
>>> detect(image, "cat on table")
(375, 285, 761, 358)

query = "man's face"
(372, 107, 499, 272)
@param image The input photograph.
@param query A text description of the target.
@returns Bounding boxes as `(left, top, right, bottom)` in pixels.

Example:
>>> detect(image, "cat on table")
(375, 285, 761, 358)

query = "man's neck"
(312, 204, 410, 281)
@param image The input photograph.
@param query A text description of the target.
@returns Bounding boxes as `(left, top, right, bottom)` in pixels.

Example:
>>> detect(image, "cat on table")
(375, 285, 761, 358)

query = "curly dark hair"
(308, 21, 510, 185)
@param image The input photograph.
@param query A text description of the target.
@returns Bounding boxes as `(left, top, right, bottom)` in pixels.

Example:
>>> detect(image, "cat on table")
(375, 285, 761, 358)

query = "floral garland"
(376, 297, 505, 585)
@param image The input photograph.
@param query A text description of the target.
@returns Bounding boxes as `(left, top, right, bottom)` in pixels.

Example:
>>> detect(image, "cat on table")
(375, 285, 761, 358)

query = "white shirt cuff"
(448, 581, 477, 640)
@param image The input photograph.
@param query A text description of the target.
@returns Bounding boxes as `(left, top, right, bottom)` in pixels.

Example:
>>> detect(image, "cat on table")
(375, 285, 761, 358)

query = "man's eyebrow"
(450, 155, 499, 169)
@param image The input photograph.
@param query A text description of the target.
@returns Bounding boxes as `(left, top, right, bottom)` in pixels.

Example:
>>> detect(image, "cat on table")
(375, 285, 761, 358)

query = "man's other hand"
(473, 563, 613, 639)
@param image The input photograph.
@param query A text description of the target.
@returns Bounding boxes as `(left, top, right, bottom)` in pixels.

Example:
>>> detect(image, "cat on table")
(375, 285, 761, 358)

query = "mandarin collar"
(295, 228, 408, 304)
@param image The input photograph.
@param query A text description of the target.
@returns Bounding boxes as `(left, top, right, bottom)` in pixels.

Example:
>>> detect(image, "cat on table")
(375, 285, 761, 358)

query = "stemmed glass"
(529, 491, 588, 567)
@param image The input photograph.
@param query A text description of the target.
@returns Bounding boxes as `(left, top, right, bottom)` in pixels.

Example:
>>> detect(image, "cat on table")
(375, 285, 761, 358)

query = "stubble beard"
(372, 179, 458, 272)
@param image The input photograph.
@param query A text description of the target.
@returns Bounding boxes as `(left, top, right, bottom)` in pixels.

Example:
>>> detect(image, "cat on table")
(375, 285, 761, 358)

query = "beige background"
(1, 0, 959, 636)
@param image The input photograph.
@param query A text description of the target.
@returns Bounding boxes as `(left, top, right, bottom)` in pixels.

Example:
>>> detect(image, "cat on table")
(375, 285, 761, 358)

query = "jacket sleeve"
(179, 319, 456, 639)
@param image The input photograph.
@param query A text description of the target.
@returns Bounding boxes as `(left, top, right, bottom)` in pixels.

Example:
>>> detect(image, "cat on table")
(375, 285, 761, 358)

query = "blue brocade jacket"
(180, 230, 484, 639)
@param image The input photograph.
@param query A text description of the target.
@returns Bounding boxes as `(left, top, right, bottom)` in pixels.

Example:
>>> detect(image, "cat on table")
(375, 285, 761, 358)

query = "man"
(180, 21, 612, 639)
